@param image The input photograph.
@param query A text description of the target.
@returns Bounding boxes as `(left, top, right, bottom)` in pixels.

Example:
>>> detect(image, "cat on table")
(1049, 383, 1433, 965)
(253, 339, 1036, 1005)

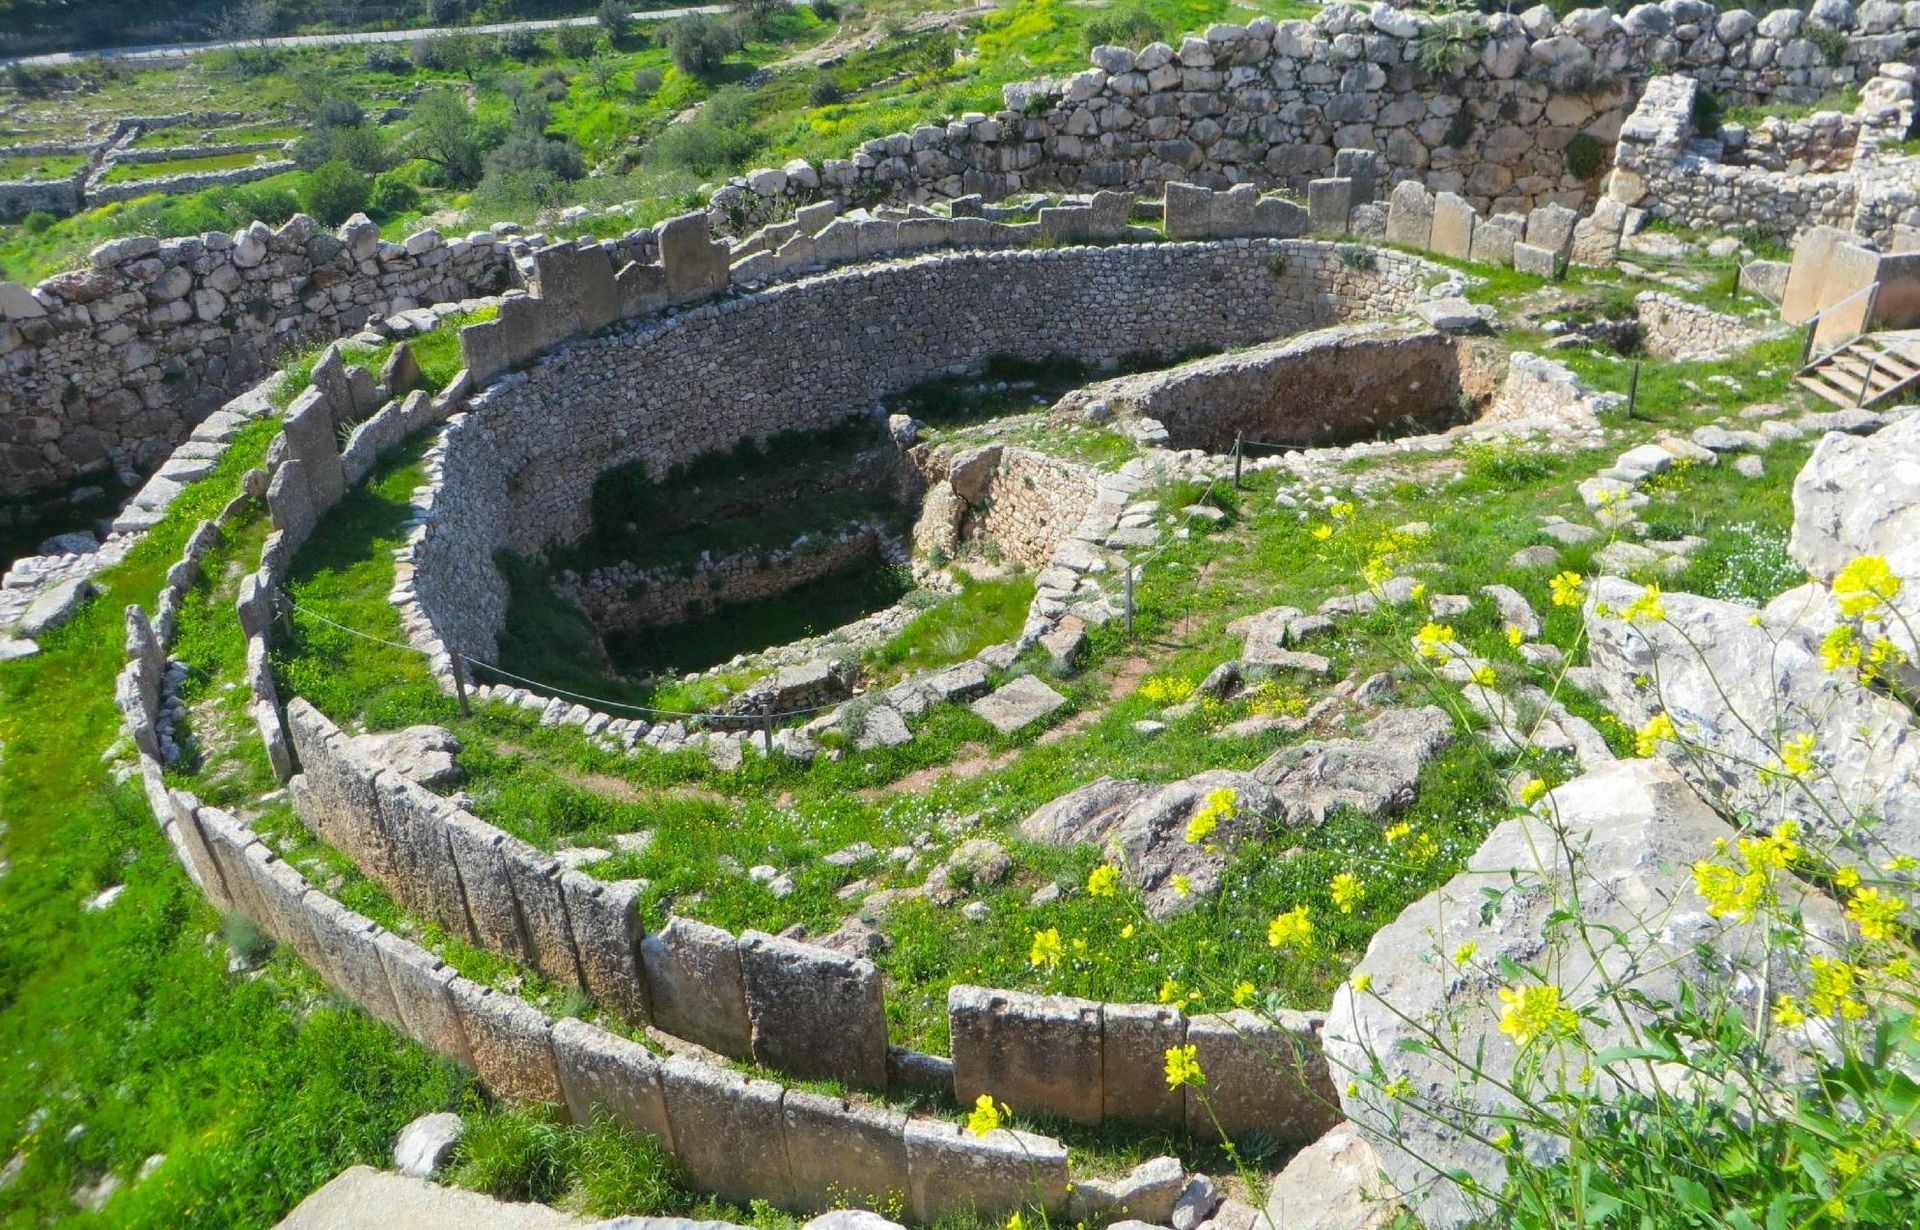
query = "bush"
(1082, 3, 1161, 50)
(364, 45, 412, 73)
(1442, 110, 1475, 149)
(1550, 55, 1620, 98)
(645, 85, 761, 173)
(1692, 86, 1724, 137)
(367, 173, 421, 218)
(1415, 12, 1482, 79)
(1564, 131, 1606, 179)
(485, 131, 587, 182)
(499, 28, 540, 60)
(910, 31, 957, 75)
(810, 0, 837, 18)
(597, 0, 631, 41)
(809, 73, 846, 105)
(21, 210, 55, 234)
(312, 96, 366, 129)
(666, 14, 737, 77)
(1806, 19, 1849, 66)
(301, 161, 371, 226)
(555, 24, 599, 59)
(632, 66, 664, 97)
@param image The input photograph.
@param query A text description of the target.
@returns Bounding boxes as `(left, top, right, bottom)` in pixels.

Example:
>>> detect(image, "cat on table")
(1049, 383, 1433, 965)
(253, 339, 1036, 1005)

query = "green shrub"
(1564, 131, 1606, 179)
(1340, 246, 1377, 271)
(20, 209, 55, 233)
(809, 73, 846, 105)
(810, 0, 838, 18)
(1550, 56, 1619, 98)
(1692, 86, 1723, 136)
(645, 87, 761, 173)
(301, 162, 371, 226)
(364, 45, 412, 73)
(910, 31, 958, 75)
(367, 173, 420, 218)
(555, 24, 600, 59)
(1082, 3, 1161, 50)
(1442, 109, 1476, 149)
(1415, 12, 1482, 79)
(632, 66, 664, 98)
(597, 0, 632, 41)
(499, 29, 540, 61)
(1806, 20, 1849, 67)
(450, 1107, 573, 1204)
(665, 14, 737, 77)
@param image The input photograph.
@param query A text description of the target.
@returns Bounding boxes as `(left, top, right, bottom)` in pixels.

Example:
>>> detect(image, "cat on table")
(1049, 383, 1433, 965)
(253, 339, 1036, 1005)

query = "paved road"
(1, 6, 734, 68)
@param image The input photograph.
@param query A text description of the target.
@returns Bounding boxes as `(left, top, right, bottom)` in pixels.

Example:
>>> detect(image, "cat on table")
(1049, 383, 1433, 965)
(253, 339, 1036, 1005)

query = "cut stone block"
(1184, 1009, 1341, 1145)
(904, 1120, 1069, 1223)
(550, 1017, 671, 1141)
(448, 977, 564, 1105)
(740, 930, 888, 1088)
(1307, 178, 1353, 233)
(1512, 241, 1558, 278)
(1427, 192, 1475, 260)
(374, 930, 474, 1069)
(559, 871, 650, 1026)
(949, 985, 1105, 1124)
(1382, 180, 1434, 250)
(444, 812, 535, 964)
(1468, 212, 1523, 266)
(304, 892, 406, 1030)
(500, 839, 586, 991)
(1523, 201, 1579, 255)
(660, 1055, 794, 1208)
(1102, 1002, 1187, 1125)
(641, 916, 752, 1058)
(970, 676, 1067, 735)
(780, 1089, 911, 1213)
(373, 771, 475, 942)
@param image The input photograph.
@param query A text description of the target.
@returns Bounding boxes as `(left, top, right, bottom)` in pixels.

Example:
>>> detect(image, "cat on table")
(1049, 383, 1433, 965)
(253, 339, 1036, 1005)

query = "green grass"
(1722, 86, 1861, 128)
(100, 149, 283, 184)
(0, 417, 479, 1226)
(129, 123, 299, 149)
(868, 568, 1035, 675)
(0, 151, 87, 181)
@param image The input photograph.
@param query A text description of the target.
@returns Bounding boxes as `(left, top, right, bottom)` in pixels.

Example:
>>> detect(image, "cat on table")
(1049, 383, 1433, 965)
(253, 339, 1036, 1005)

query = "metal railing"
(1799, 279, 1881, 370)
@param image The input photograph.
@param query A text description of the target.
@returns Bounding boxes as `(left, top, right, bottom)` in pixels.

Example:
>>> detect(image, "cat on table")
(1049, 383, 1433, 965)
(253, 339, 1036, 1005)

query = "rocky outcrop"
(1325, 759, 1849, 1229)
(1252, 707, 1455, 825)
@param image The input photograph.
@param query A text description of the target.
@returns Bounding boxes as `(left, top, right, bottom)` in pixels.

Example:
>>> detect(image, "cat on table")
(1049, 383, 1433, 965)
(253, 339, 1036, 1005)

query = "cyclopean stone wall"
(1607, 67, 1920, 243)
(708, 0, 1920, 229)
(0, 212, 514, 499)
(409, 238, 1436, 668)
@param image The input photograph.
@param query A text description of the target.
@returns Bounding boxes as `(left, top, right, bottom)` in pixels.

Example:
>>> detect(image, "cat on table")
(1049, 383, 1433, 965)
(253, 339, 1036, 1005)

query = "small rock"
(961, 900, 991, 921)
(1132, 719, 1168, 735)
(1734, 455, 1765, 479)
(393, 1112, 464, 1178)
(1507, 544, 1559, 569)
(1171, 1174, 1222, 1230)
(84, 884, 125, 912)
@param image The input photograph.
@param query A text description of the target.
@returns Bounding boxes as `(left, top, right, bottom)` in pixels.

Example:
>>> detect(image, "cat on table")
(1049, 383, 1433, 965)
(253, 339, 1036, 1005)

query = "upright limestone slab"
(1428, 192, 1475, 260)
(1308, 177, 1354, 232)
(780, 1090, 911, 1213)
(1184, 1009, 1341, 1144)
(375, 931, 474, 1069)
(1101, 1001, 1187, 1124)
(559, 871, 650, 1026)
(660, 1056, 794, 1208)
(640, 916, 752, 1058)
(904, 1121, 1068, 1223)
(739, 930, 888, 1088)
(449, 977, 565, 1105)
(949, 985, 1105, 1124)
(549, 1017, 671, 1141)
(1383, 180, 1435, 250)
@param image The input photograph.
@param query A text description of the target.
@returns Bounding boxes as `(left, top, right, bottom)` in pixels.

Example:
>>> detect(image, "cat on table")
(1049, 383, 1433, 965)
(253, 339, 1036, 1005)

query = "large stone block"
(1184, 1009, 1340, 1145)
(660, 1055, 794, 1208)
(780, 1089, 911, 1213)
(448, 977, 564, 1105)
(1334, 147, 1378, 202)
(500, 839, 586, 992)
(660, 213, 730, 302)
(304, 892, 406, 1030)
(1512, 241, 1558, 278)
(1253, 196, 1309, 238)
(1382, 180, 1434, 250)
(266, 459, 317, 549)
(280, 387, 346, 515)
(444, 812, 535, 963)
(372, 770, 475, 941)
(166, 788, 232, 911)
(285, 700, 394, 883)
(1780, 223, 1854, 324)
(375, 931, 473, 1068)
(949, 985, 1104, 1124)
(1428, 192, 1475, 260)
(239, 840, 329, 975)
(1523, 202, 1579, 256)
(1307, 178, 1353, 232)
(1101, 1002, 1186, 1125)
(1163, 182, 1215, 240)
(550, 1017, 671, 1141)
(904, 1120, 1068, 1223)
(1467, 212, 1523, 267)
(739, 930, 888, 1088)
(531, 241, 618, 337)
(640, 916, 751, 1058)
(559, 871, 650, 1026)
(193, 805, 270, 926)
(458, 318, 511, 384)
(1568, 199, 1627, 267)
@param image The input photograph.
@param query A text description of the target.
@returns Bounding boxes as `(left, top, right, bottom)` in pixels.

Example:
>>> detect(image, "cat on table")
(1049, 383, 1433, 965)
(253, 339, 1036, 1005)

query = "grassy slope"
(0, 421, 474, 1226)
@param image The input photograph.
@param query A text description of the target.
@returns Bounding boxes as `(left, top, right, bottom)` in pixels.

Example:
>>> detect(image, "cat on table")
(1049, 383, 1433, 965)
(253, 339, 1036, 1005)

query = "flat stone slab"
(971, 676, 1067, 734)
(17, 576, 93, 637)
(276, 1165, 588, 1229)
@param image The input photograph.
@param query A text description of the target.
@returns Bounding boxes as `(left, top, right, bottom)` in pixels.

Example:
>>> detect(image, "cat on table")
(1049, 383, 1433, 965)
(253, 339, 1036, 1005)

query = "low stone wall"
(0, 175, 84, 221)
(948, 985, 1342, 1145)
(562, 522, 898, 633)
(0, 213, 514, 498)
(1634, 290, 1778, 358)
(414, 238, 1433, 667)
(962, 449, 1102, 573)
(1055, 323, 1484, 453)
(1609, 69, 1920, 243)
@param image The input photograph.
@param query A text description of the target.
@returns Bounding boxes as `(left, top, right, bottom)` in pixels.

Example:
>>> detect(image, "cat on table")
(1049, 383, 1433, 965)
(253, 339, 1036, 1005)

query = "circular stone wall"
(413, 239, 1437, 663)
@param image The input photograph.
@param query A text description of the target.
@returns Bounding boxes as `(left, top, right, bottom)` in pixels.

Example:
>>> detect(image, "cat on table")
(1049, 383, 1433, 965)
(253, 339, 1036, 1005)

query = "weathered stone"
(904, 1120, 1068, 1223)
(393, 1112, 465, 1179)
(1427, 192, 1475, 259)
(550, 1017, 671, 1140)
(449, 978, 564, 1104)
(949, 985, 1105, 1123)
(1511, 240, 1558, 277)
(659, 1056, 794, 1208)
(739, 930, 888, 1088)
(1307, 178, 1354, 232)
(1254, 707, 1453, 825)
(970, 675, 1067, 734)
(1185, 1010, 1341, 1144)
(1264, 1123, 1401, 1230)
(640, 916, 752, 1058)
(780, 1090, 911, 1213)
(1383, 180, 1435, 249)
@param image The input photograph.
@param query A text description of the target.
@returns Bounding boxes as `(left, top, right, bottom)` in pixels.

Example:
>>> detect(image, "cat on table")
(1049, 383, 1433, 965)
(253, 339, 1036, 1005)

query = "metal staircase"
(1796, 330, 1920, 409)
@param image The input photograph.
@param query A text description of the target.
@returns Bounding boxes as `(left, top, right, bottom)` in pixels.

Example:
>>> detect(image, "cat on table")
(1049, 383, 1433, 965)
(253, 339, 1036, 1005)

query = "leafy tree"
(301, 161, 372, 226)
(585, 52, 621, 97)
(666, 14, 736, 78)
(555, 24, 598, 58)
(632, 66, 664, 98)
(368, 173, 422, 219)
(499, 28, 540, 61)
(404, 89, 499, 187)
(420, 30, 489, 79)
(597, 0, 631, 42)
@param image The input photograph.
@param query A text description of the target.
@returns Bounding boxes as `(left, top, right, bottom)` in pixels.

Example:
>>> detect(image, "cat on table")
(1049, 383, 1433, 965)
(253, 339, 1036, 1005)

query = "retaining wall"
(412, 238, 1434, 666)
(706, 0, 1920, 230)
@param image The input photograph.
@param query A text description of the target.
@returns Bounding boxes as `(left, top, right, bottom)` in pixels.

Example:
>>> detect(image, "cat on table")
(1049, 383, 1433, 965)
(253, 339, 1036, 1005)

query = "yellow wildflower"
(1822, 624, 1863, 672)
(1773, 996, 1806, 1028)
(1773, 731, 1817, 778)
(1548, 571, 1585, 608)
(1410, 582, 1428, 602)
(1506, 624, 1525, 647)
(1382, 1075, 1412, 1100)
(1029, 928, 1064, 970)
(1330, 500, 1355, 519)
(1158, 979, 1182, 1004)
(1232, 980, 1257, 1006)
(1385, 822, 1412, 843)
(1453, 941, 1477, 966)
(1268, 905, 1314, 949)
(1885, 854, 1920, 872)
(1471, 665, 1498, 687)
(1866, 636, 1908, 683)
(1311, 524, 1333, 541)
(1363, 555, 1395, 588)
(1519, 778, 1548, 806)
(1694, 860, 1765, 921)
(1623, 583, 1667, 625)
(1171, 874, 1191, 896)
(1635, 712, 1676, 757)
(1497, 983, 1580, 1048)
(1331, 872, 1362, 914)
(1350, 972, 1372, 993)
(1848, 885, 1905, 942)
(1491, 1129, 1514, 1150)
(966, 1093, 1007, 1137)
(1834, 555, 1901, 619)
(1163, 1044, 1206, 1089)
(1120, 923, 1135, 939)
(1837, 865, 1861, 890)
(1006, 1213, 1023, 1230)
(1809, 955, 1866, 1019)
(1184, 811, 1217, 845)
(1415, 622, 1456, 665)
(1087, 864, 1119, 897)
